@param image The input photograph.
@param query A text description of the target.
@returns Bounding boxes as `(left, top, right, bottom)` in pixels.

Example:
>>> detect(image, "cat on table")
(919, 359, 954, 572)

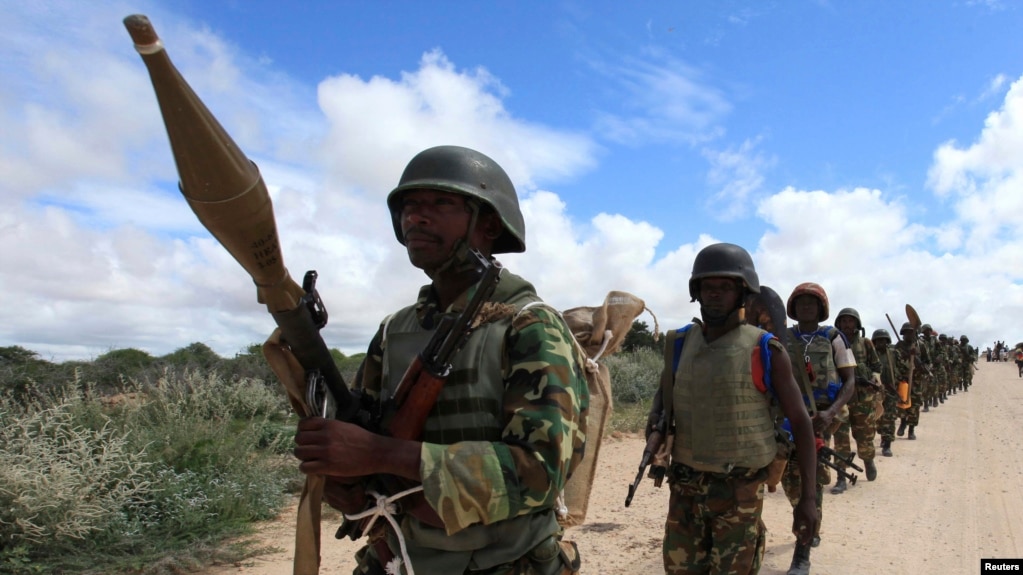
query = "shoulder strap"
(670, 324, 694, 373)
(757, 332, 775, 397)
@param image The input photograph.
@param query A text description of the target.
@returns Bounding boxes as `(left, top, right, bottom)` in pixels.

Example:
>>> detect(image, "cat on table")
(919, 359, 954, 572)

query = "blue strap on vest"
(671, 324, 775, 398)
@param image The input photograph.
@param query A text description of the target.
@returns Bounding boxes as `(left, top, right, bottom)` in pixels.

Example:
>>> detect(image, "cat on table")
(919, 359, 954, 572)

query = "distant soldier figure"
(872, 329, 906, 457)
(895, 323, 929, 440)
(780, 282, 857, 575)
(829, 307, 883, 488)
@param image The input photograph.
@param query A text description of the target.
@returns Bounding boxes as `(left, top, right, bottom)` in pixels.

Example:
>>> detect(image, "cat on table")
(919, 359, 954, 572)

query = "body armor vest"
(381, 272, 539, 444)
(787, 326, 841, 406)
(671, 324, 777, 473)
(848, 336, 873, 382)
(379, 271, 558, 566)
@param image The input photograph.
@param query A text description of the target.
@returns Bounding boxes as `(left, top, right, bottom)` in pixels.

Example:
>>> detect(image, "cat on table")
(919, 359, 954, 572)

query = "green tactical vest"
(380, 270, 559, 570)
(786, 326, 840, 406)
(671, 324, 777, 473)
(848, 336, 873, 383)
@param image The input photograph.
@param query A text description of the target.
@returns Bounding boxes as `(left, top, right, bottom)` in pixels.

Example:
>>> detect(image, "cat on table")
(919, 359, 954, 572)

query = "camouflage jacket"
(355, 268, 589, 536)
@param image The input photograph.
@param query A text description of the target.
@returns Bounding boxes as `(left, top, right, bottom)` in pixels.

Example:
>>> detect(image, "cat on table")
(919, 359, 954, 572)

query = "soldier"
(871, 329, 905, 457)
(938, 333, 955, 404)
(780, 283, 857, 575)
(653, 243, 818, 575)
(293, 146, 589, 575)
(895, 323, 928, 440)
(959, 335, 975, 392)
(829, 308, 883, 490)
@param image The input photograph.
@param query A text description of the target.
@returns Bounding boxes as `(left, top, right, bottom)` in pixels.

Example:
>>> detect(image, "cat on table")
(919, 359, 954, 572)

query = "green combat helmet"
(872, 328, 891, 344)
(900, 322, 915, 337)
(387, 145, 526, 254)
(836, 307, 862, 330)
(688, 243, 760, 302)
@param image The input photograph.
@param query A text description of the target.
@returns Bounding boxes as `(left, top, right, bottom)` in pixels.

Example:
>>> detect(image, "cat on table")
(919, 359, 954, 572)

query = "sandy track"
(203, 360, 1023, 574)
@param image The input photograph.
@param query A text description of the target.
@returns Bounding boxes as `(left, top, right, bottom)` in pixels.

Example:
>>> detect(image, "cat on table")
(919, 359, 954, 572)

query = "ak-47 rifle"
(625, 410, 666, 507)
(816, 441, 860, 485)
(384, 249, 501, 439)
(780, 420, 860, 485)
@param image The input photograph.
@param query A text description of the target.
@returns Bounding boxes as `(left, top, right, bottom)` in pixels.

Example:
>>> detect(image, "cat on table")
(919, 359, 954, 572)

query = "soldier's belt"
(669, 462, 762, 484)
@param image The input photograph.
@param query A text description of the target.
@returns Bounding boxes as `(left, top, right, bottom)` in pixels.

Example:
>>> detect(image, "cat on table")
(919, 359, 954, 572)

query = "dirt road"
(204, 360, 1023, 574)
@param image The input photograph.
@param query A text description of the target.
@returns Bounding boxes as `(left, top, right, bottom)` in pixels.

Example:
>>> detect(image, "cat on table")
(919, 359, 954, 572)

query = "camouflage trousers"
(781, 449, 826, 539)
(878, 388, 899, 442)
(662, 464, 767, 575)
(831, 385, 881, 464)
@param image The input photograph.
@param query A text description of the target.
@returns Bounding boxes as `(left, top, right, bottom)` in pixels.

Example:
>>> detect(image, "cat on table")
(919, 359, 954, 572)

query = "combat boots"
(923, 402, 929, 413)
(865, 459, 877, 481)
(830, 475, 848, 494)
(897, 421, 907, 436)
(786, 542, 811, 575)
(908, 426, 917, 440)
(881, 439, 893, 457)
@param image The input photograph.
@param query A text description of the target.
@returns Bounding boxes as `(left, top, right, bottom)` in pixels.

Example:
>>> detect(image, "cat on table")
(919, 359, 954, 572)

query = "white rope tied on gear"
(344, 485, 424, 575)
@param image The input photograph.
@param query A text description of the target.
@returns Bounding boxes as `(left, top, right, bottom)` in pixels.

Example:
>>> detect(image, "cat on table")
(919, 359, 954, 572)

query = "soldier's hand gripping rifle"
(625, 410, 667, 507)
(333, 248, 502, 545)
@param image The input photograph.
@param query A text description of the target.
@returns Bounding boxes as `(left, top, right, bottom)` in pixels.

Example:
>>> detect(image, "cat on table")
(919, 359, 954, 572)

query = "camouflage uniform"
(830, 332, 882, 472)
(664, 465, 768, 575)
(873, 333, 908, 455)
(781, 324, 856, 543)
(660, 323, 780, 575)
(959, 340, 975, 391)
(895, 336, 928, 433)
(353, 270, 589, 575)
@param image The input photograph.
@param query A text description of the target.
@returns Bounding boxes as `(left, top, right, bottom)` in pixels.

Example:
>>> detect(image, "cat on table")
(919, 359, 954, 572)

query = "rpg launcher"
(122, 14, 363, 423)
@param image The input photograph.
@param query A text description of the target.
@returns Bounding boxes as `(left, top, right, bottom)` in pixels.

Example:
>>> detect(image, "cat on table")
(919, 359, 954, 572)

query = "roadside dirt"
(201, 360, 1023, 574)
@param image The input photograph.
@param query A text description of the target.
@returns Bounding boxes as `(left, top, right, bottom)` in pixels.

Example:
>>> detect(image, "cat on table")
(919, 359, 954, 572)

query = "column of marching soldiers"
(816, 310, 978, 493)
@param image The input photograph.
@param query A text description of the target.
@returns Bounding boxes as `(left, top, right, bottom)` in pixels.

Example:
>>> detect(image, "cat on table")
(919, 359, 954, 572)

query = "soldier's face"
(837, 315, 858, 337)
(699, 277, 742, 318)
(397, 190, 490, 273)
(792, 295, 820, 323)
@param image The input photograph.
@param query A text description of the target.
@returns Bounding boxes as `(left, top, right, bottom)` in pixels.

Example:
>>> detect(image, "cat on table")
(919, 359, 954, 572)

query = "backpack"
(556, 291, 659, 527)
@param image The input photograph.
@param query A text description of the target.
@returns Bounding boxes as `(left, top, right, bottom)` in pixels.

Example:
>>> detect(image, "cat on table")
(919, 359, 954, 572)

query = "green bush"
(0, 369, 300, 574)
(605, 347, 661, 434)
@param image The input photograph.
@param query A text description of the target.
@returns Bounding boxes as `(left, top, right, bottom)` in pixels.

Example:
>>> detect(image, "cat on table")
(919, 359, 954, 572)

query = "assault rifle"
(781, 420, 861, 486)
(384, 248, 502, 438)
(816, 442, 862, 485)
(625, 411, 666, 507)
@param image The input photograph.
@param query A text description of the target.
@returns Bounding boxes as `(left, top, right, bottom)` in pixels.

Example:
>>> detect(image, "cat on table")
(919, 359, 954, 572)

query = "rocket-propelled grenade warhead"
(124, 14, 304, 314)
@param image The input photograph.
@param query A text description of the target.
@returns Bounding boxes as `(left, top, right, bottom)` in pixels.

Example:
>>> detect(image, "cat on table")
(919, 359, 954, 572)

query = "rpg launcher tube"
(123, 14, 304, 314)
(125, 15, 359, 418)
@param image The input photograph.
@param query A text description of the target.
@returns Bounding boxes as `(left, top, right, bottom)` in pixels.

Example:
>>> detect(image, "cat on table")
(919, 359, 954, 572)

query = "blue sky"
(3, 0, 1022, 361)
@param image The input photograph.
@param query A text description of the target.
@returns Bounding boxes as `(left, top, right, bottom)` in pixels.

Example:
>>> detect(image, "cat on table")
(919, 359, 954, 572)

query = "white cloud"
(702, 137, 775, 221)
(3, 1, 1022, 364)
(590, 51, 731, 146)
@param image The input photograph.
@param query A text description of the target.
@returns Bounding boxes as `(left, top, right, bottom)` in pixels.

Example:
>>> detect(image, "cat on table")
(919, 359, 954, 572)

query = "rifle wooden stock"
(124, 14, 357, 417)
(388, 356, 447, 441)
